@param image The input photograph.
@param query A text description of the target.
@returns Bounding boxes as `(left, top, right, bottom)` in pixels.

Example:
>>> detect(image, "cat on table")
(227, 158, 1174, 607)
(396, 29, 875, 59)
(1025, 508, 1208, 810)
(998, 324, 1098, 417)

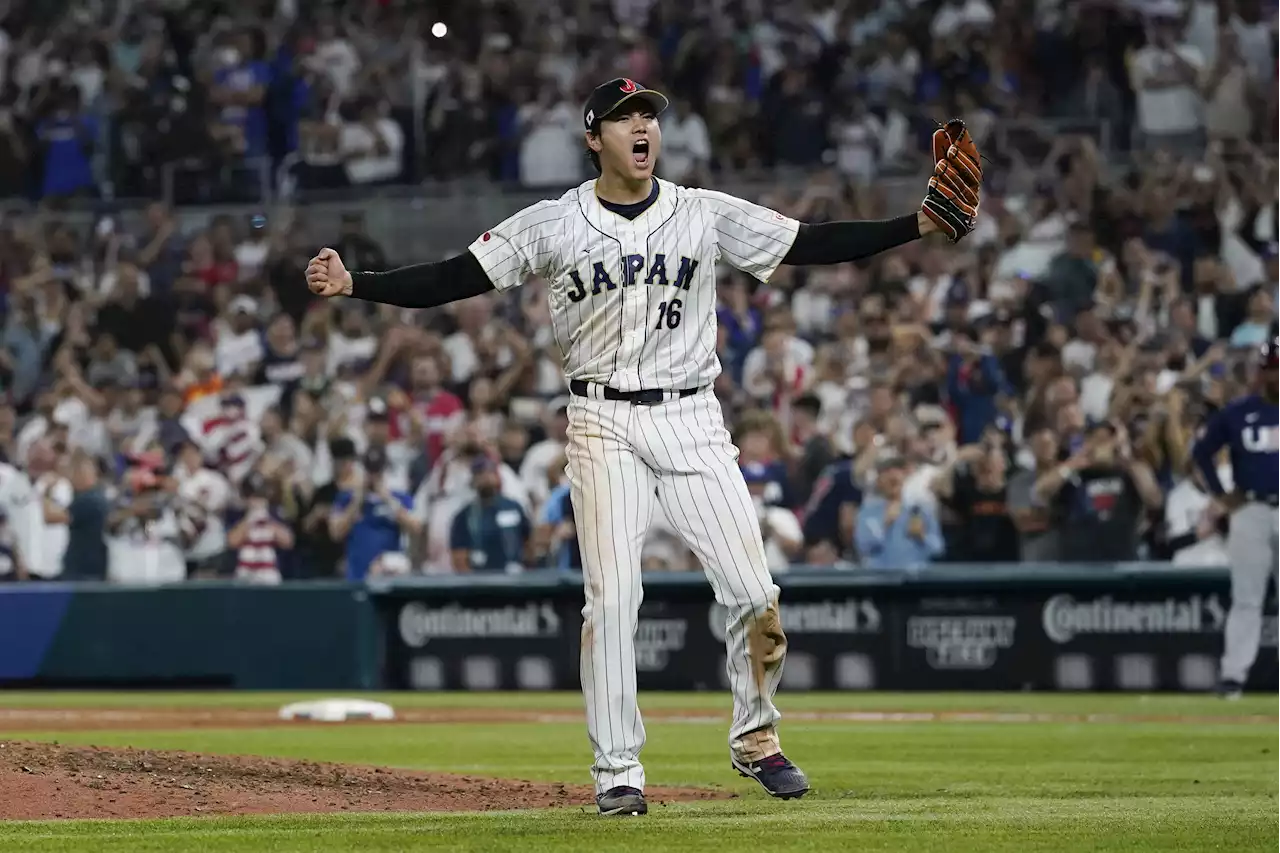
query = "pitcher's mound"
(0, 740, 731, 820)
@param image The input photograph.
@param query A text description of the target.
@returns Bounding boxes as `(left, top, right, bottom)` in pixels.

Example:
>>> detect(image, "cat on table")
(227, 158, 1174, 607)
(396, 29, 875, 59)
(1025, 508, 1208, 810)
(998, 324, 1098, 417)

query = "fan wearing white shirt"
(172, 439, 233, 577)
(259, 405, 314, 485)
(216, 296, 266, 379)
(1128, 11, 1207, 156)
(327, 304, 379, 378)
(310, 23, 362, 97)
(0, 457, 39, 570)
(1165, 463, 1233, 567)
(518, 92, 584, 187)
(656, 99, 711, 184)
(234, 217, 272, 282)
(518, 398, 570, 511)
(26, 440, 72, 579)
(340, 101, 405, 186)
(742, 327, 815, 405)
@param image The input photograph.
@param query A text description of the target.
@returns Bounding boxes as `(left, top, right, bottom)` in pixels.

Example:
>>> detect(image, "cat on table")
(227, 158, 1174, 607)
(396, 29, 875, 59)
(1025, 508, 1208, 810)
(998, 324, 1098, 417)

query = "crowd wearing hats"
(0, 0, 1276, 582)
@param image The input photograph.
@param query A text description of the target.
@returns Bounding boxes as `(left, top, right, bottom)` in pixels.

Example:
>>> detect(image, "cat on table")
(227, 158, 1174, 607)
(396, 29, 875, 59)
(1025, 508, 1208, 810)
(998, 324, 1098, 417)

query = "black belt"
(568, 380, 700, 406)
(1243, 491, 1280, 507)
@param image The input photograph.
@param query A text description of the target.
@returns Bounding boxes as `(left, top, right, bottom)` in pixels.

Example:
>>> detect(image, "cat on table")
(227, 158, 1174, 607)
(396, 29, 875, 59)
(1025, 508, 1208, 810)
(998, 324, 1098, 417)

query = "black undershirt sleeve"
(781, 214, 921, 266)
(347, 251, 495, 308)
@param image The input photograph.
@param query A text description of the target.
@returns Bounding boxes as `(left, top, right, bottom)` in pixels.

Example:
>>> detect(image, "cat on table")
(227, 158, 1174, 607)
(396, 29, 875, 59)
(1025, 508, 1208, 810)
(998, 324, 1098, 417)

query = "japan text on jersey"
(468, 179, 800, 392)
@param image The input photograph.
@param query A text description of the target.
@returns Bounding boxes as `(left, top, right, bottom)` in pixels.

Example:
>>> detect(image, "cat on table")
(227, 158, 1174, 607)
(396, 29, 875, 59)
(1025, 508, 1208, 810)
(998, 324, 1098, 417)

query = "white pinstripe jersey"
(468, 178, 799, 392)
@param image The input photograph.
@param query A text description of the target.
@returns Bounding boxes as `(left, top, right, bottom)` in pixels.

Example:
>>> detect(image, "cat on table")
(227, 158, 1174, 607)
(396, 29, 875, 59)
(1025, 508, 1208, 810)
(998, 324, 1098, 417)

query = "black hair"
(793, 394, 821, 418)
(585, 121, 602, 175)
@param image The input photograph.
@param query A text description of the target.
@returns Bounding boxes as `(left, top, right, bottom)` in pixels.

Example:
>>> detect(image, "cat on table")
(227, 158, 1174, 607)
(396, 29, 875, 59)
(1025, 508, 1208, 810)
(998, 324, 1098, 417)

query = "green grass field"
(1, 691, 1276, 852)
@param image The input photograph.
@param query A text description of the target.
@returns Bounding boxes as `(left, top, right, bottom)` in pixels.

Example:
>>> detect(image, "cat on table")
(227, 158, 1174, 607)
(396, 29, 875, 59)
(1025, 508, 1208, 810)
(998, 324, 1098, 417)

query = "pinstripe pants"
(565, 387, 786, 794)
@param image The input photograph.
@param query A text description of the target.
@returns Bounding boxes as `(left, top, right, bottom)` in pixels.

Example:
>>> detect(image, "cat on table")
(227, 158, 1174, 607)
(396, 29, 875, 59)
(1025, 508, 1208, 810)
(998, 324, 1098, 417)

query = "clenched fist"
(306, 248, 352, 297)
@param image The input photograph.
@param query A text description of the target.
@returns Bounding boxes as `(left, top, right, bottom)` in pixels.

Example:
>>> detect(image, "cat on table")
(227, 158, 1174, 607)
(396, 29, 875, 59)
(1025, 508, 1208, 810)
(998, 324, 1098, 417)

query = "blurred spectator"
(534, 454, 580, 571)
(519, 398, 569, 510)
(225, 471, 294, 585)
(855, 455, 944, 571)
(106, 466, 186, 584)
(946, 336, 1011, 444)
(329, 446, 418, 581)
(340, 99, 404, 186)
(932, 442, 1018, 562)
(450, 455, 531, 573)
(517, 87, 582, 188)
(1033, 421, 1164, 561)
(60, 451, 108, 580)
(172, 437, 232, 579)
(29, 439, 71, 579)
(0, 505, 28, 581)
(330, 213, 387, 273)
(296, 437, 356, 579)
(1128, 5, 1207, 157)
(743, 462, 804, 572)
(1007, 426, 1064, 562)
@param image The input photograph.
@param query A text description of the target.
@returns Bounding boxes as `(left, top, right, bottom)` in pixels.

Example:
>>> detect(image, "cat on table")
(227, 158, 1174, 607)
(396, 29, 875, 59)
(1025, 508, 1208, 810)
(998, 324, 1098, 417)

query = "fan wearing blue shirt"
(538, 482, 583, 570)
(1190, 338, 1280, 699)
(37, 91, 96, 199)
(855, 454, 944, 571)
(329, 447, 420, 581)
(211, 32, 271, 159)
(451, 457, 532, 573)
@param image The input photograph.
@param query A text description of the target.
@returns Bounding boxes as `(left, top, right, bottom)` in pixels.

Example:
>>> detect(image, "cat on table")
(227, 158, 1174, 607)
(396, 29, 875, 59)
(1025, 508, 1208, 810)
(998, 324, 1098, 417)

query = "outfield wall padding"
(0, 565, 1273, 692)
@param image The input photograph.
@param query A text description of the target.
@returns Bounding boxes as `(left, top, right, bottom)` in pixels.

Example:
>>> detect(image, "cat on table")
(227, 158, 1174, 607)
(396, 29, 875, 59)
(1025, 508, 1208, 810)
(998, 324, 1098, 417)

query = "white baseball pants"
(564, 386, 787, 794)
(1220, 502, 1279, 684)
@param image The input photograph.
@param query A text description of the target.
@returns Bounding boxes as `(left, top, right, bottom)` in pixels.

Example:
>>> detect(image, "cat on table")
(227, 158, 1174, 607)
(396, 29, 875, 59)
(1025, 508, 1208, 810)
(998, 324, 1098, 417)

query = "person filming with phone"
(1032, 419, 1164, 561)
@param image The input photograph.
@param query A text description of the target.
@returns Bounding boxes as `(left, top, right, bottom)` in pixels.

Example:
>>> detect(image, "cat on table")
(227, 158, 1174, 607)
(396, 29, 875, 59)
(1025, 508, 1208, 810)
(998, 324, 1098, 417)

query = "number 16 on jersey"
(655, 298, 682, 329)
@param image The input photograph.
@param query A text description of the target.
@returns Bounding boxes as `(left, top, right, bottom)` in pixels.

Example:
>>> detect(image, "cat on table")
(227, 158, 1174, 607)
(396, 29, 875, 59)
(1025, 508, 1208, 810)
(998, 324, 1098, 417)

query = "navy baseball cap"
(583, 78, 668, 131)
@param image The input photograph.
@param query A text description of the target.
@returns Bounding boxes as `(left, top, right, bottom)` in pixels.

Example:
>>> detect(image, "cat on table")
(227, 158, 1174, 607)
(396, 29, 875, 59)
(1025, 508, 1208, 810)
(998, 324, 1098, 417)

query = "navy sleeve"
(1190, 408, 1231, 495)
(449, 508, 472, 550)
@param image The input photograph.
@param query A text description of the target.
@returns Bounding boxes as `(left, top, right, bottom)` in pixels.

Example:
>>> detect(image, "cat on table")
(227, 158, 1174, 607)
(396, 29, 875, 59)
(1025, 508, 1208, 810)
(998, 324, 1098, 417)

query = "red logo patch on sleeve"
(481, 232, 491, 242)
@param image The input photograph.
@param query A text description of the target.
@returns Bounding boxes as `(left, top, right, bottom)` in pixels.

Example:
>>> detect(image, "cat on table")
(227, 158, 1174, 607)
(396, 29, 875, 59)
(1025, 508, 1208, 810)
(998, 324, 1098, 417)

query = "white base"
(278, 698, 396, 722)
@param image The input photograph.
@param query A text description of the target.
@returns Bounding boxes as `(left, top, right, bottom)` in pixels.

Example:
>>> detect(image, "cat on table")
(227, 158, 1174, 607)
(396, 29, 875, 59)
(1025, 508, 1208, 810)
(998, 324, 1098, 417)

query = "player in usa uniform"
(1191, 338, 1280, 699)
(307, 78, 980, 815)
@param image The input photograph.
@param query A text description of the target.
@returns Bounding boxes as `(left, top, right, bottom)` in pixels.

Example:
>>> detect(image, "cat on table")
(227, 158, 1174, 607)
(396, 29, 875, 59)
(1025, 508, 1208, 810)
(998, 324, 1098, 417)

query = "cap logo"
(619, 78, 638, 93)
(585, 109, 594, 127)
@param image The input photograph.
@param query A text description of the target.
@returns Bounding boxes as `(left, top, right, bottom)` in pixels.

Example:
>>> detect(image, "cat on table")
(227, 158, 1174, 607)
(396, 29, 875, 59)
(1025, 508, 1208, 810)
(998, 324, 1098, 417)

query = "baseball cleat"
(596, 786, 648, 816)
(731, 752, 810, 799)
(1217, 679, 1244, 701)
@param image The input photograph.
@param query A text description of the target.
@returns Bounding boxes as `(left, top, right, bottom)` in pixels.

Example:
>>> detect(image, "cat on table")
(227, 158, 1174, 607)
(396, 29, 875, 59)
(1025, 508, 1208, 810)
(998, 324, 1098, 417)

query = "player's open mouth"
(632, 140, 649, 166)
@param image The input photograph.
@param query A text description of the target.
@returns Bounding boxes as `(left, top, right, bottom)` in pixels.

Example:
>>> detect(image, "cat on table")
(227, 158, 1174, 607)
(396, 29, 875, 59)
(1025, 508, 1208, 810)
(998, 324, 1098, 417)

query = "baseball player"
(306, 78, 984, 815)
(1190, 338, 1279, 699)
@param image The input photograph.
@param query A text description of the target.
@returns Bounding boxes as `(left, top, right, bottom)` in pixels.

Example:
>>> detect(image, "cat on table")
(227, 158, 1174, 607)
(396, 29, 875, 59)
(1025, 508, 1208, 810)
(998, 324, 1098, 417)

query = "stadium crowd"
(0, 0, 1275, 583)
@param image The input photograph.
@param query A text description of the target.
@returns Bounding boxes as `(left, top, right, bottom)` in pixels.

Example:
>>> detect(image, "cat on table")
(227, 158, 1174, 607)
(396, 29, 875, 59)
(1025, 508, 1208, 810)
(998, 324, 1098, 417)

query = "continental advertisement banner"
(373, 572, 1277, 693)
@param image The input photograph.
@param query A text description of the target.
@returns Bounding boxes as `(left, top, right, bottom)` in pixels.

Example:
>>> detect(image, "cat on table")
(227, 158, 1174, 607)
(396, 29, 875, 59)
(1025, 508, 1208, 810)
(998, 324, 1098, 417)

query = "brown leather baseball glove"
(921, 118, 982, 243)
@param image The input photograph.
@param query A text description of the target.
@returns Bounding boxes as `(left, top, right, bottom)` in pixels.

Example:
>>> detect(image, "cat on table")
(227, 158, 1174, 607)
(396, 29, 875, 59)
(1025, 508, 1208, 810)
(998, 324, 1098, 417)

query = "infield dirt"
(0, 739, 729, 820)
(0, 705, 736, 819)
